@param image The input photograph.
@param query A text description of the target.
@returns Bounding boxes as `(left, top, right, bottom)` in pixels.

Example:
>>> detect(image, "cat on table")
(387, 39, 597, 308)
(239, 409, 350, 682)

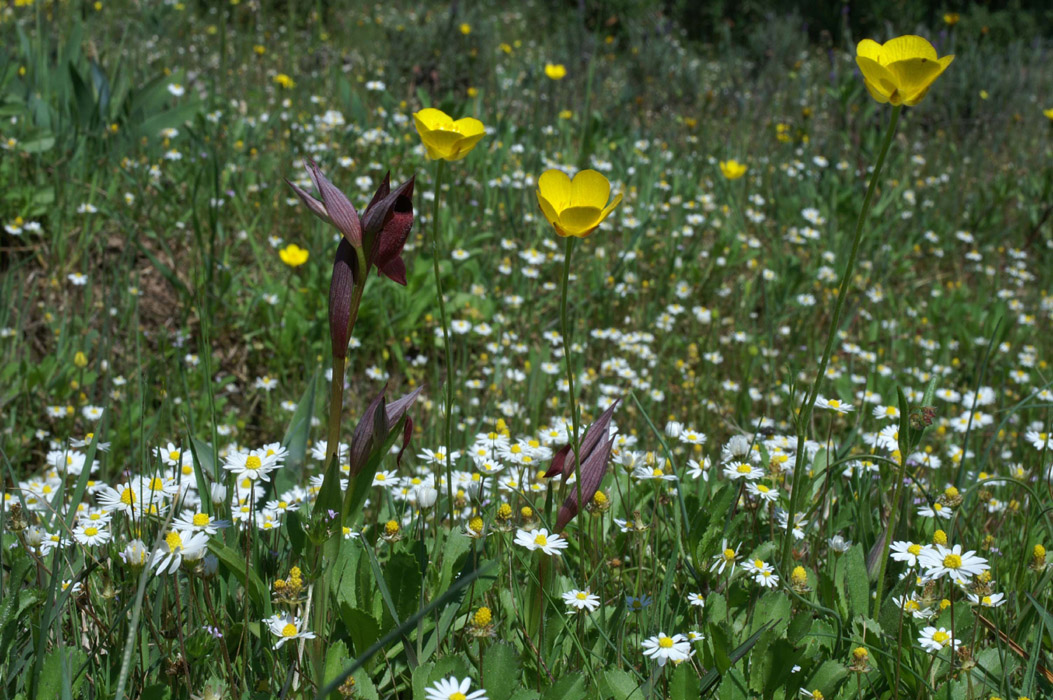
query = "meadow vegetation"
(1, 1, 1053, 699)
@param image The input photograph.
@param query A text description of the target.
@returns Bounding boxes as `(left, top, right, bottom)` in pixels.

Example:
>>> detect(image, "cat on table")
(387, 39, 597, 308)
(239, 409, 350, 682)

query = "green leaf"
(540, 674, 585, 700)
(482, 643, 520, 700)
(206, 539, 268, 609)
(280, 368, 319, 486)
(322, 641, 350, 700)
(339, 604, 381, 659)
(805, 660, 847, 696)
(35, 648, 87, 700)
(845, 544, 870, 619)
(381, 552, 422, 631)
(667, 663, 698, 700)
(750, 591, 790, 636)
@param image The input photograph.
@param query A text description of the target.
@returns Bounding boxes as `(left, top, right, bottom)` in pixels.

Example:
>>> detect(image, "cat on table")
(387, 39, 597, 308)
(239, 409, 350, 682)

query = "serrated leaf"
(482, 643, 520, 700)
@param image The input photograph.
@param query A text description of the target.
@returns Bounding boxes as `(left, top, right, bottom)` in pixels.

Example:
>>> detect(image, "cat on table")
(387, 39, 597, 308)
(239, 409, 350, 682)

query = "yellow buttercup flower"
(412, 108, 486, 161)
(855, 36, 954, 106)
(1043, 108, 1053, 121)
(719, 159, 748, 180)
(279, 244, 309, 267)
(536, 169, 622, 238)
(273, 73, 296, 89)
(544, 63, 567, 80)
(943, 12, 960, 26)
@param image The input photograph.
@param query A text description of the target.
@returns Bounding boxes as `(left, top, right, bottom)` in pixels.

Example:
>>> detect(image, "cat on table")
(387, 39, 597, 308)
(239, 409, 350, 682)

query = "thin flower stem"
(559, 236, 584, 580)
(428, 160, 456, 528)
(781, 105, 902, 569)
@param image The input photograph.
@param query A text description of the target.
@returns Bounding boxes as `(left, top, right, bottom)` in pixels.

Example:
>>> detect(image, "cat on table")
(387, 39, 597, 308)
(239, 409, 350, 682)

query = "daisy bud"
(414, 486, 438, 509)
(210, 482, 227, 506)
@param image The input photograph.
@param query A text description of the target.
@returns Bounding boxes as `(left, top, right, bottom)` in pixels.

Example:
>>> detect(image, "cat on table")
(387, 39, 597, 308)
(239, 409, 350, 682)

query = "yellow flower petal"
(537, 170, 572, 210)
(856, 39, 884, 62)
(855, 56, 897, 100)
(880, 35, 938, 64)
(556, 206, 603, 237)
(413, 108, 453, 132)
(452, 117, 486, 138)
(887, 58, 947, 102)
(569, 169, 611, 209)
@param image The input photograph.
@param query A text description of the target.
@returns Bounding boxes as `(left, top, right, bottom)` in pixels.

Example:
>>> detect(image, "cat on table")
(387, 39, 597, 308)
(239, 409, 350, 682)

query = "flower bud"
(210, 482, 228, 506)
(415, 486, 438, 509)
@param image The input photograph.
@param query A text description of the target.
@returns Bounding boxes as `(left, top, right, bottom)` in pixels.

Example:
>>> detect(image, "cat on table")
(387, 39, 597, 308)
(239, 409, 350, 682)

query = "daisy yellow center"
(652, 468, 663, 477)
(88, 513, 101, 521)
(169, 451, 181, 461)
(281, 623, 298, 637)
(981, 596, 992, 605)
(245, 455, 262, 470)
(753, 559, 764, 568)
(943, 554, 962, 569)
(932, 631, 949, 645)
(576, 592, 588, 600)
(84, 526, 98, 537)
(736, 464, 751, 474)
(933, 503, 943, 511)
(66, 455, 73, 465)
(885, 407, 896, 415)
(120, 488, 135, 505)
(149, 477, 165, 491)
(182, 465, 192, 475)
(534, 534, 548, 546)
(450, 694, 467, 700)
(829, 400, 841, 408)
(723, 548, 735, 560)
(376, 474, 386, 480)
(165, 531, 184, 553)
(756, 485, 769, 493)
(658, 636, 674, 648)
(908, 544, 922, 556)
(192, 513, 210, 527)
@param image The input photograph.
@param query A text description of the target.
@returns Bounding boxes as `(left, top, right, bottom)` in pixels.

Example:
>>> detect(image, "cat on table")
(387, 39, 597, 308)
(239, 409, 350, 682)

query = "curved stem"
(428, 160, 455, 526)
(781, 105, 902, 569)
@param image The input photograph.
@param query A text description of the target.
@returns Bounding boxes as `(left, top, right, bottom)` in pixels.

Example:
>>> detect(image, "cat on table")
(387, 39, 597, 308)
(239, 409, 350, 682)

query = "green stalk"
(559, 236, 585, 581)
(781, 105, 902, 569)
(428, 160, 456, 526)
(872, 446, 908, 617)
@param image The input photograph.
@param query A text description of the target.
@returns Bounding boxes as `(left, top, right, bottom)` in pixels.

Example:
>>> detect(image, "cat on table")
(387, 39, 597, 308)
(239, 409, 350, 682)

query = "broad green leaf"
(482, 642, 520, 700)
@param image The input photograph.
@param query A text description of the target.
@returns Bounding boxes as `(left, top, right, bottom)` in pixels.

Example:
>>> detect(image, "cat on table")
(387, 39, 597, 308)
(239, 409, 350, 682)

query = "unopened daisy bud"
(520, 506, 534, 520)
(791, 565, 809, 591)
(415, 486, 438, 509)
(120, 539, 149, 569)
(74, 351, 88, 368)
(210, 482, 228, 506)
(932, 529, 948, 546)
(664, 421, 683, 438)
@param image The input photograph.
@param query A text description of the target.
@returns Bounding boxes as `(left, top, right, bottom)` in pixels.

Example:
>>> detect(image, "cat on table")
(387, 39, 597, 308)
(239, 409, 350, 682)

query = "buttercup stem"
(781, 105, 902, 569)
(428, 160, 456, 527)
(560, 236, 584, 577)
